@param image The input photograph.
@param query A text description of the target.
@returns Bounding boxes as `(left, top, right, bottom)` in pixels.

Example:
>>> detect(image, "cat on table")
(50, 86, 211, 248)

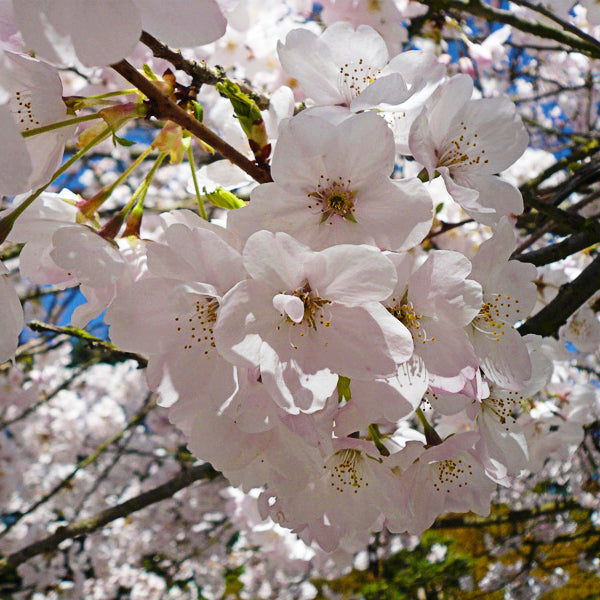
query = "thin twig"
(140, 31, 270, 110)
(0, 463, 220, 576)
(110, 59, 272, 184)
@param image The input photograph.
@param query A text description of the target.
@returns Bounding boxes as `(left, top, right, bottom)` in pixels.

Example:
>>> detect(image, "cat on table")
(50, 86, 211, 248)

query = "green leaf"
(192, 100, 204, 123)
(112, 134, 136, 147)
(203, 186, 245, 210)
(142, 63, 158, 80)
(337, 376, 351, 403)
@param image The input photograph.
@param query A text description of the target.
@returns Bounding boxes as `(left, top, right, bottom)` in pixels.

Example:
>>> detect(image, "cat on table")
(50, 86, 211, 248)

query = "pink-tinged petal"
(146, 240, 198, 283)
(385, 50, 446, 88)
(426, 75, 474, 148)
(426, 388, 473, 415)
(273, 293, 304, 323)
(477, 406, 528, 478)
(455, 174, 524, 224)
(335, 361, 426, 434)
(147, 346, 236, 406)
(137, 0, 226, 47)
(228, 185, 317, 245)
(416, 318, 478, 380)
(409, 251, 482, 325)
(106, 278, 199, 354)
(354, 178, 433, 251)
(314, 303, 413, 378)
(214, 279, 276, 368)
(440, 169, 495, 216)
(57, 0, 141, 67)
(15, 0, 142, 67)
(272, 113, 336, 188)
(0, 262, 24, 362)
(18, 238, 75, 287)
(320, 22, 389, 70)
(161, 223, 245, 293)
(470, 216, 516, 281)
(260, 345, 337, 414)
(408, 110, 438, 175)
(242, 230, 312, 290)
(50, 226, 125, 288)
(184, 405, 273, 473)
(309, 244, 396, 303)
(0, 105, 32, 195)
(448, 97, 529, 175)
(350, 72, 409, 111)
(471, 324, 532, 390)
(323, 112, 395, 182)
(277, 29, 342, 105)
(13, 0, 76, 66)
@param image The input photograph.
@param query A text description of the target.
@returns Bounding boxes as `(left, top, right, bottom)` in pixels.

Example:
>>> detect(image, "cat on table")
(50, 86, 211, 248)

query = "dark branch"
(0, 463, 220, 576)
(110, 59, 272, 184)
(519, 253, 600, 337)
(140, 31, 270, 110)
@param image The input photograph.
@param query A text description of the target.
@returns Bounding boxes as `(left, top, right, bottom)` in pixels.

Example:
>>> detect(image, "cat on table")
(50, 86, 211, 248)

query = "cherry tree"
(2, 1, 600, 598)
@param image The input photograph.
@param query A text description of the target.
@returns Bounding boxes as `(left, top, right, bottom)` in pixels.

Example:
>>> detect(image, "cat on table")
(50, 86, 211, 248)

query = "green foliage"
(314, 533, 473, 600)
(337, 376, 352, 403)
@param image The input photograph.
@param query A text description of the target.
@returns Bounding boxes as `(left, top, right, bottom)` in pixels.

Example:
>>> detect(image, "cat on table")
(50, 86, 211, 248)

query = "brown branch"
(27, 320, 148, 368)
(519, 253, 600, 337)
(140, 31, 270, 110)
(425, 0, 600, 58)
(0, 393, 156, 538)
(110, 59, 272, 184)
(510, 0, 600, 53)
(432, 499, 583, 530)
(0, 463, 220, 576)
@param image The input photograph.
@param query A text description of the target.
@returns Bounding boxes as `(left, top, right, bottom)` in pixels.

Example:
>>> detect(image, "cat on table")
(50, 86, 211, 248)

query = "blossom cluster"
(1, 0, 600, 581)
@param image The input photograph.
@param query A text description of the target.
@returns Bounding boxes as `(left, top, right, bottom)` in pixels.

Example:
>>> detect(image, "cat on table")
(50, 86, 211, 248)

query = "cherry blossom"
(0, 50, 72, 195)
(468, 218, 538, 390)
(13, 0, 227, 67)
(214, 231, 414, 413)
(229, 111, 433, 251)
(106, 213, 245, 406)
(278, 21, 410, 109)
(409, 74, 529, 224)
(388, 433, 497, 535)
(0, 260, 23, 362)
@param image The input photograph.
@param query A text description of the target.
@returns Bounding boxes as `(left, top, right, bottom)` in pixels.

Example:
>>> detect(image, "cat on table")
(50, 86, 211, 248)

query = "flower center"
(9, 90, 41, 131)
(295, 283, 330, 329)
(387, 300, 435, 344)
(437, 121, 488, 171)
(484, 390, 524, 428)
(174, 296, 219, 353)
(472, 293, 519, 341)
(325, 449, 367, 494)
(434, 456, 473, 492)
(275, 282, 332, 349)
(308, 175, 356, 223)
(339, 58, 382, 100)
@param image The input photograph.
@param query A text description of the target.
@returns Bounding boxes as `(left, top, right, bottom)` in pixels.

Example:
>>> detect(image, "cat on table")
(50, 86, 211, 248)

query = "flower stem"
(21, 113, 102, 138)
(187, 144, 207, 220)
(416, 408, 443, 447)
(0, 126, 113, 243)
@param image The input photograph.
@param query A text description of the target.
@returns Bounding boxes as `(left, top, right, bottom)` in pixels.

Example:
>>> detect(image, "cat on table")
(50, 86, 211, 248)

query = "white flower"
(409, 75, 529, 225)
(0, 260, 24, 362)
(468, 218, 538, 390)
(0, 51, 72, 195)
(214, 230, 413, 412)
(229, 111, 433, 252)
(13, 0, 227, 67)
